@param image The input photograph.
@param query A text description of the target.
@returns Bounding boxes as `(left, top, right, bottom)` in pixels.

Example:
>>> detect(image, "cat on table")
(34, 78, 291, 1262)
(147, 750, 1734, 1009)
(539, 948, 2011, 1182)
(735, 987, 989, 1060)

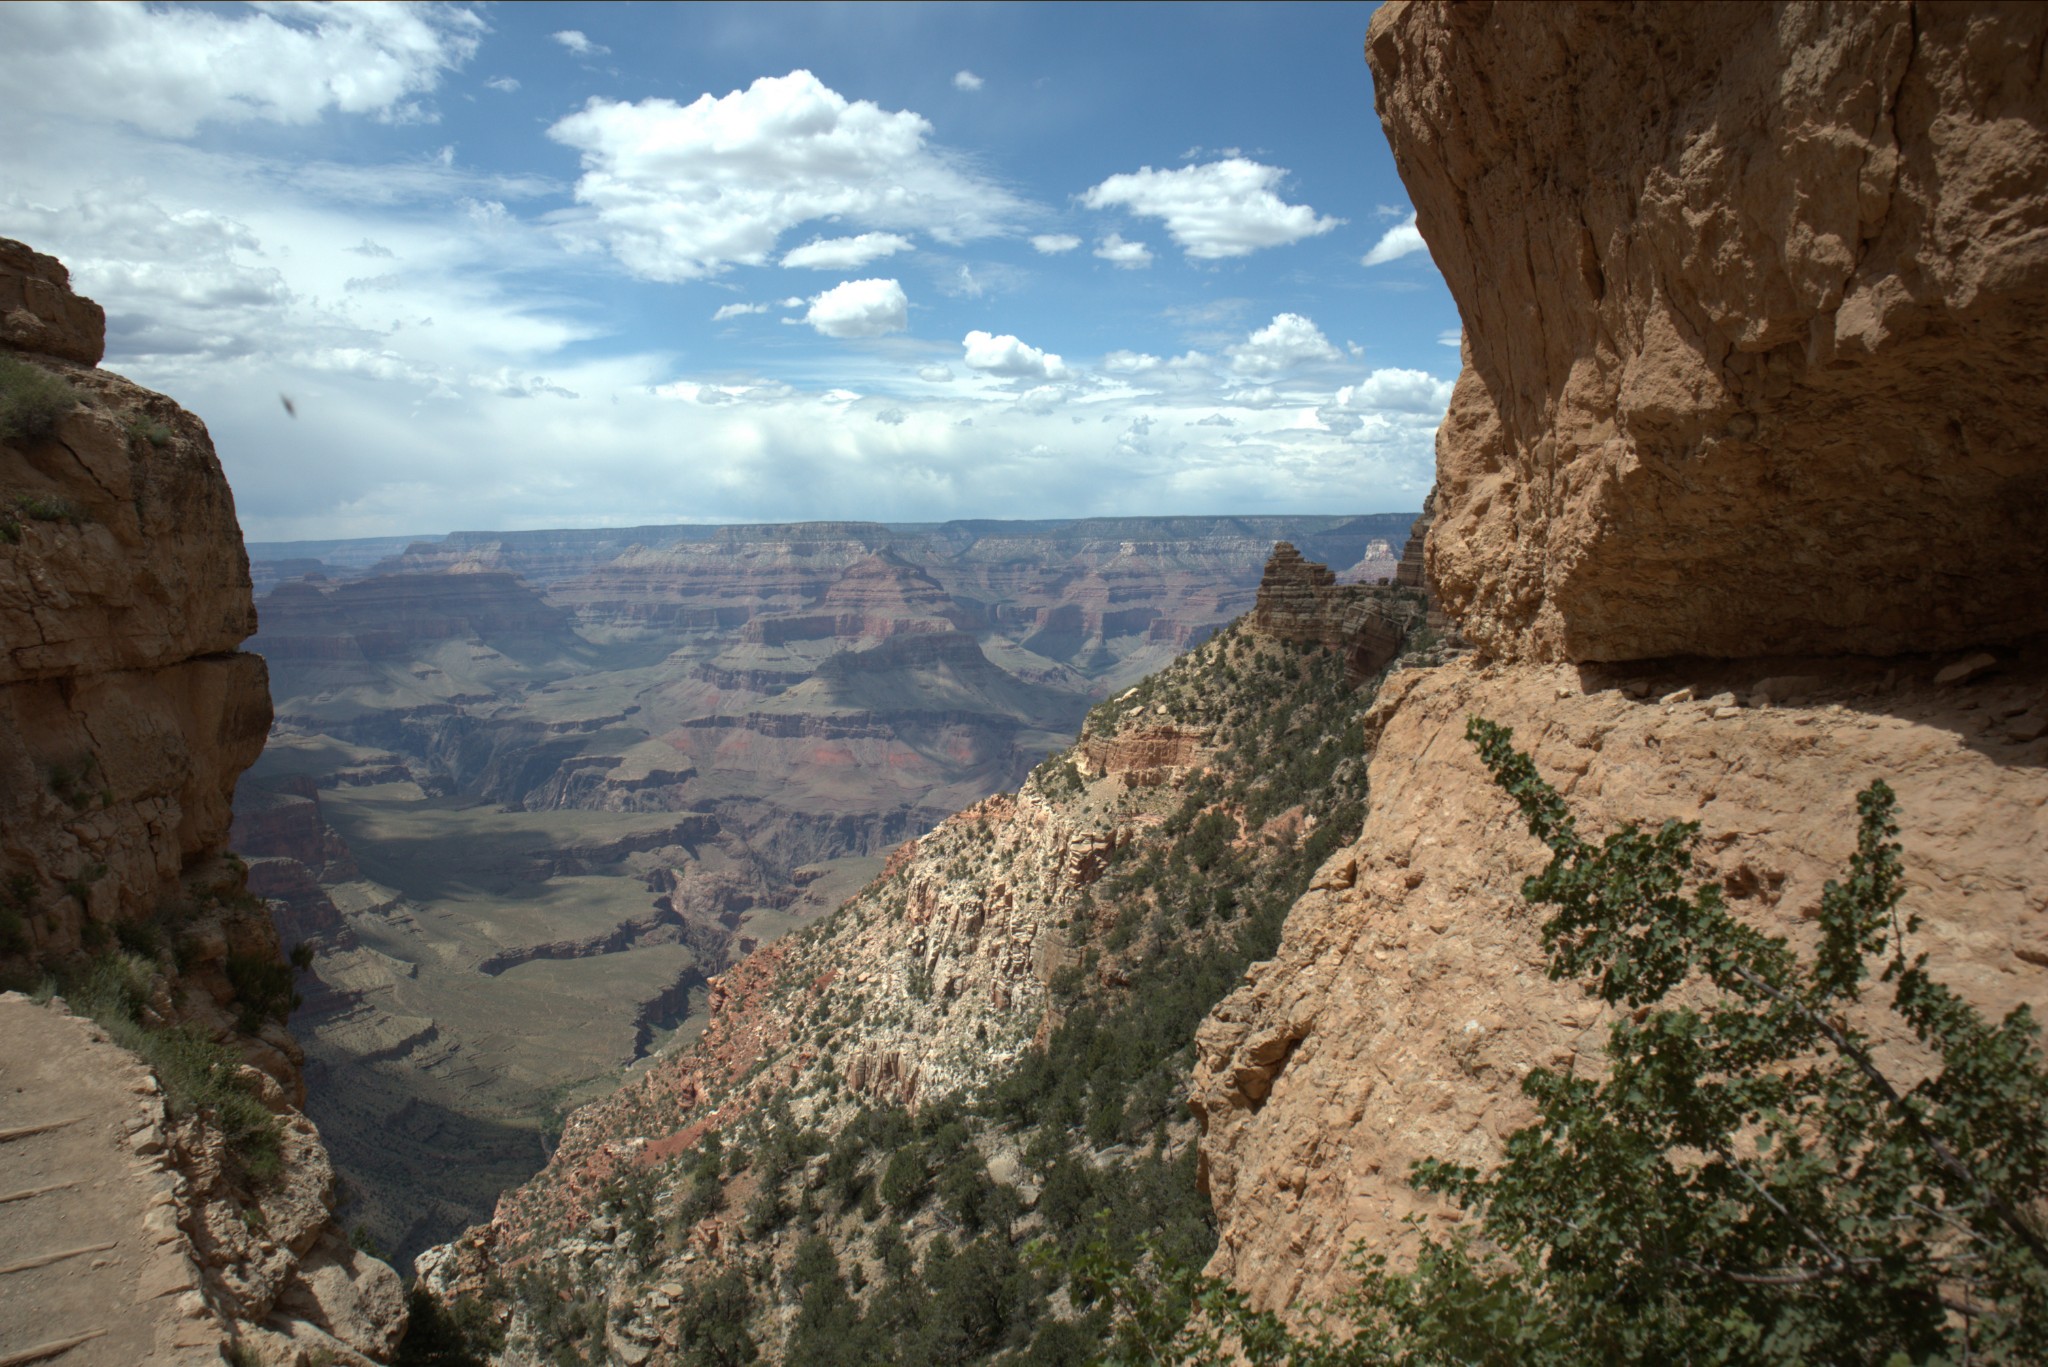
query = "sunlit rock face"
(1191, 2, 2048, 1316)
(1373, 1, 2048, 664)
(0, 237, 271, 983)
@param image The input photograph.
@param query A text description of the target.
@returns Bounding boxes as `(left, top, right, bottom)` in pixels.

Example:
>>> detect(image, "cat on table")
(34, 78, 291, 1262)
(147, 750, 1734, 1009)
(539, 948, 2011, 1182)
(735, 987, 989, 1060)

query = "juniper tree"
(1079, 718, 2048, 1364)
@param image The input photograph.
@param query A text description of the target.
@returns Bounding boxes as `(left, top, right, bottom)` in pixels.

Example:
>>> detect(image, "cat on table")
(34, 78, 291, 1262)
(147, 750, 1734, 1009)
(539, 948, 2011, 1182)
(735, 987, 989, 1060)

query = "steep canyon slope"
(1192, 0, 2048, 1313)
(237, 516, 1408, 1261)
(0, 239, 405, 1364)
(415, 554, 1433, 1362)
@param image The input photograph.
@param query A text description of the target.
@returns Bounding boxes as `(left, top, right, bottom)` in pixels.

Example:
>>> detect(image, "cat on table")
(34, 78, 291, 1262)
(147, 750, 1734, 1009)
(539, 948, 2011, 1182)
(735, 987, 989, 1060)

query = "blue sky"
(1, 1, 1458, 541)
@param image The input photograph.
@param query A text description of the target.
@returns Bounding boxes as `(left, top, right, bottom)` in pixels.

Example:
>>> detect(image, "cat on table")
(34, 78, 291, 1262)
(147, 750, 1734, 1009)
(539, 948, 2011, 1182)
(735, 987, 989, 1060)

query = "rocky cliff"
(1191, 1, 2048, 1315)
(1377, 1, 2048, 665)
(0, 239, 405, 1364)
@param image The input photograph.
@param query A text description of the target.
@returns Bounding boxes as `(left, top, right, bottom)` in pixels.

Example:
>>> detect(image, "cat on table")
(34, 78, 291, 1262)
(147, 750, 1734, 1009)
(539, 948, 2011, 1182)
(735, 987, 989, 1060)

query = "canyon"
(232, 512, 1411, 1262)
(4, 2, 2044, 1363)
(416, 3, 2048, 1362)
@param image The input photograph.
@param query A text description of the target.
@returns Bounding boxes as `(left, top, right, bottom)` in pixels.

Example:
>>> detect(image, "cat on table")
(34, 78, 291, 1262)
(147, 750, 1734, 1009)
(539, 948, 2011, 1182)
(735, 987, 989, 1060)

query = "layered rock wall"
(1250, 542, 1425, 679)
(1193, 3, 2048, 1316)
(0, 238, 271, 984)
(1374, 0, 2048, 663)
(0, 241, 405, 1360)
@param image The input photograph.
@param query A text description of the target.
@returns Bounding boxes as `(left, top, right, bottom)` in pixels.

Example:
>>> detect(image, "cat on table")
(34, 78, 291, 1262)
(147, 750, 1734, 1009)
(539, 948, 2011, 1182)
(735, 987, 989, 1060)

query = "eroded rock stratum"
(1194, 1, 2048, 1313)
(1, 239, 405, 1363)
(1375, 1, 2048, 664)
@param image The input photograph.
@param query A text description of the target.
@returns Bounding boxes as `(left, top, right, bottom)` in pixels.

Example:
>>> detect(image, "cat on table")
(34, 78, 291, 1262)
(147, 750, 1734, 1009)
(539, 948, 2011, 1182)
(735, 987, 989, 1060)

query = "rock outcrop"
(0, 241, 406, 1360)
(0, 236, 270, 1009)
(1192, 2, 2048, 1317)
(1373, 1, 2048, 663)
(1251, 542, 1425, 679)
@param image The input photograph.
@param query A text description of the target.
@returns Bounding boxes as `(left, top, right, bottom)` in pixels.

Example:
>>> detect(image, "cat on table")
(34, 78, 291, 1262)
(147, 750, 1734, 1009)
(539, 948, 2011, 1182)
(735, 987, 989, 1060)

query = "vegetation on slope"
(1085, 723, 2048, 1364)
(415, 613, 1410, 1365)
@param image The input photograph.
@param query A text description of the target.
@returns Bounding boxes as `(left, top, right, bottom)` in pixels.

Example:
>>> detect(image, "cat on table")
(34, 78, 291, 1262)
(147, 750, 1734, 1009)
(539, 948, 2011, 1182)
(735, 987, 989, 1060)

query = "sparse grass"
(0, 353, 80, 446)
(1, 489, 91, 545)
(62, 951, 285, 1185)
(124, 414, 173, 447)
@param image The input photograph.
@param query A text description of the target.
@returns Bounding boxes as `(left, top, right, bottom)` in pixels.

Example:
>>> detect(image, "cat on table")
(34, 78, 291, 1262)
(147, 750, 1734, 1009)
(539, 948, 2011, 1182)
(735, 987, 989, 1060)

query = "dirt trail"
(0, 994, 224, 1366)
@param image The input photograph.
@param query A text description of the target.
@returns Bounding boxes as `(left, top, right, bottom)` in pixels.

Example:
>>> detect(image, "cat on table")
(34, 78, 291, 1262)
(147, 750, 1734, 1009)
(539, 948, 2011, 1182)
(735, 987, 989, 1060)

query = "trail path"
(0, 995, 223, 1366)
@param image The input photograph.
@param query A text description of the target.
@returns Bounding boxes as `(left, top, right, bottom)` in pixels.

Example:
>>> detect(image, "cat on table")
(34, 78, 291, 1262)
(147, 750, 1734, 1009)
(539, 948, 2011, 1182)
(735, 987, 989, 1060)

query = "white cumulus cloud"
(1101, 350, 1161, 374)
(0, 2, 482, 135)
(712, 301, 770, 320)
(953, 70, 984, 92)
(1229, 313, 1339, 376)
(1332, 368, 1456, 414)
(485, 76, 519, 93)
(552, 30, 608, 56)
(803, 278, 908, 338)
(547, 70, 1025, 282)
(780, 232, 914, 270)
(1030, 233, 1081, 254)
(1081, 158, 1339, 260)
(962, 331, 1067, 380)
(1362, 211, 1427, 267)
(1094, 233, 1152, 269)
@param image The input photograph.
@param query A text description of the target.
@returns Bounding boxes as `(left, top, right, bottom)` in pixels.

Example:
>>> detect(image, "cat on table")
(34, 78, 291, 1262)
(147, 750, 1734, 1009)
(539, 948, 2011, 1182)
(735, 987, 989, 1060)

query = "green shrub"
(62, 951, 283, 1184)
(226, 951, 300, 1031)
(124, 414, 173, 447)
(1083, 725, 2048, 1364)
(394, 1286, 505, 1367)
(0, 354, 80, 445)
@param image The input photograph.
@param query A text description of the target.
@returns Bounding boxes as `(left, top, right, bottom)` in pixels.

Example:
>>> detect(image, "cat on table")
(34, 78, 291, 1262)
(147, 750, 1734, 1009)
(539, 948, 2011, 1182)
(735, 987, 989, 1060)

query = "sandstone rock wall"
(1194, 651, 2048, 1308)
(1250, 542, 1424, 679)
(0, 237, 270, 985)
(1192, 2, 2048, 1317)
(0, 241, 406, 1359)
(1373, 1, 2048, 663)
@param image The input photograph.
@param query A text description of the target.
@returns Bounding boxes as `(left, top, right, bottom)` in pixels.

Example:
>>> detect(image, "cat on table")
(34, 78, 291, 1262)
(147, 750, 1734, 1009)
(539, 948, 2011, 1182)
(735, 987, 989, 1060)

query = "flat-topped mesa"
(1251, 542, 1421, 679)
(1372, 2, 2048, 663)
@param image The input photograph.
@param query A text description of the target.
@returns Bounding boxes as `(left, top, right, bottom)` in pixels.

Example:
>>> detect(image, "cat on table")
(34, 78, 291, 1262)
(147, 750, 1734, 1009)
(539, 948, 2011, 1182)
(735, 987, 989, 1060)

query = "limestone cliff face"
(1192, 3, 2048, 1316)
(0, 241, 405, 1363)
(0, 238, 271, 1010)
(1372, 1, 2048, 664)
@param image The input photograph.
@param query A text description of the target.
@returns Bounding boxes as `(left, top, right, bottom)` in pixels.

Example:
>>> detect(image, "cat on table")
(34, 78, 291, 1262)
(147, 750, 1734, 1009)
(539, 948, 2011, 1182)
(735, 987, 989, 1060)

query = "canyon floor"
(233, 515, 1410, 1263)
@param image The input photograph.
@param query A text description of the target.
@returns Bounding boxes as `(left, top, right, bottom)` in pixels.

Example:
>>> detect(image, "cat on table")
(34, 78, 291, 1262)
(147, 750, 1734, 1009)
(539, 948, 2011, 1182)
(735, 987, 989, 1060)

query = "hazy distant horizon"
(244, 508, 1421, 560)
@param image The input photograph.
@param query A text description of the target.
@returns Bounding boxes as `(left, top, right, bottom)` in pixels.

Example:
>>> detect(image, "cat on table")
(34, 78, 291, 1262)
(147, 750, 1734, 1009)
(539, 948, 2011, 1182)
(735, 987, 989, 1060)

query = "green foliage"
(124, 414, 173, 447)
(63, 952, 284, 1185)
(671, 1265, 759, 1366)
(394, 1286, 505, 1367)
(0, 353, 81, 446)
(1087, 721, 2048, 1363)
(597, 1163, 660, 1269)
(226, 950, 301, 1031)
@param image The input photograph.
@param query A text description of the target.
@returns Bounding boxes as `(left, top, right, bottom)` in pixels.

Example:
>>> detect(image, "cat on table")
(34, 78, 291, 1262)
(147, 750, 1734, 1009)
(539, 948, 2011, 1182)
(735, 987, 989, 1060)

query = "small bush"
(226, 951, 300, 1031)
(63, 951, 283, 1184)
(124, 414, 173, 447)
(0, 354, 80, 445)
